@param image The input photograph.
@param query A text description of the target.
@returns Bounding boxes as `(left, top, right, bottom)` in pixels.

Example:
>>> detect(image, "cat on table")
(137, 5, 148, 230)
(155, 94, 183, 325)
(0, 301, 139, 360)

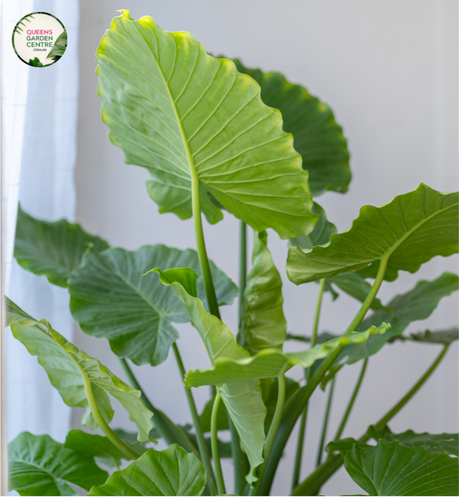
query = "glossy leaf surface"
(185, 323, 390, 386)
(328, 439, 458, 496)
(6, 298, 153, 441)
(8, 432, 108, 496)
(89, 445, 206, 496)
(152, 267, 266, 484)
(14, 205, 109, 287)
(240, 231, 286, 354)
(287, 184, 459, 284)
(96, 11, 316, 239)
(233, 59, 351, 196)
(69, 245, 237, 366)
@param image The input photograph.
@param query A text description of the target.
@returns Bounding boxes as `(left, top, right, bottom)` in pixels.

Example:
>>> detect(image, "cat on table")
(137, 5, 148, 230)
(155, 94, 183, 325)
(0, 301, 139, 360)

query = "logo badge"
(12, 12, 67, 67)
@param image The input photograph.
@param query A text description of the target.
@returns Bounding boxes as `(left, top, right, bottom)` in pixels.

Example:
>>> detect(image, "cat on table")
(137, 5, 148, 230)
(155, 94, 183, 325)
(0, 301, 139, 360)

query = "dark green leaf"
(264, 377, 300, 433)
(88, 445, 206, 496)
(152, 267, 266, 484)
(328, 272, 386, 311)
(367, 426, 458, 456)
(185, 323, 390, 386)
(14, 205, 109, 287)
(401, 327, 459, 344)
(200, 395, 229, 433)
(329, 439, 458, 496)
(337, 272, 459, 364)
(8, 432, 108, 496)
(232, 59, 351, 196)
(97, 11, 316, 239)
(240, 231, 286, 354)
(290, 203, 337, 250)
(287, 184, 459, 284)
(68, 244, 237, 366)
(6, 298, 153, 441)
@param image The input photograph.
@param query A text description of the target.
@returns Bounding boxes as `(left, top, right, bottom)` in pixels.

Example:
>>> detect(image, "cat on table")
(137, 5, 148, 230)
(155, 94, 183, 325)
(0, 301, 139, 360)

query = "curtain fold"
(2, 0, 80, 445)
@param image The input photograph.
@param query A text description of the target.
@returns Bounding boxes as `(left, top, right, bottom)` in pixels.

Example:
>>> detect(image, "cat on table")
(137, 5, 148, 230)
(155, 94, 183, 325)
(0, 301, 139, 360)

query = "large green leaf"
(14, 205, 109, 287)
(96, 11, 317, 239)
(367, 426, 458, 456)
(6, 298, 153, 441)
(239, 230, 286, 354)
(151, 267, 266, 484)
(328, 439, 458, 496)
(68, 244, 237, 366)
(287, 184, 459, 284)
(64, 430, 150, 468)
(8, 432, 108, 496)
(232, 59, 351, 196)
(185, 323, 390, 387)
(337, 272, 459, 364)
(88, 445, 206, 496)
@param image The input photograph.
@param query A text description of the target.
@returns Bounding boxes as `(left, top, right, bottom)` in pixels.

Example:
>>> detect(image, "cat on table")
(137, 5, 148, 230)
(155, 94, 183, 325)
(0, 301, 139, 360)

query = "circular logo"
(12, 12, 67, 67)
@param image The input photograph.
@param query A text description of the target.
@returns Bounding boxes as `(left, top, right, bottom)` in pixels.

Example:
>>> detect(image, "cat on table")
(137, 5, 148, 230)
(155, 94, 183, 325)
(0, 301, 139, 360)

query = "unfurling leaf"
(151, 267, 266, 485)
(240, 230, 286, 354)
(287, 184, 458, 284)
(232, 59, 351, 197)
(8, 432, 108, 496)
(68, 245, 237, 366)
(6, 298, 153, 442)
(97, 11, 317, 239)
(88, 445, 206, 496)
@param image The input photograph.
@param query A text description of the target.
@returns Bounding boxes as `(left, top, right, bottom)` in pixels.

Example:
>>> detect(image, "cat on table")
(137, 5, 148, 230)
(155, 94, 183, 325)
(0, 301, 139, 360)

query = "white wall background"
(73, 1, 458, 495)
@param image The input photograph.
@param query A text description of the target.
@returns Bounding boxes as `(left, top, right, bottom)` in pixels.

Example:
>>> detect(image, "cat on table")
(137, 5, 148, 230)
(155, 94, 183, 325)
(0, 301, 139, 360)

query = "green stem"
(291, 343, 450, 496)
(191, 170, 220, 319)
(259, 258, 389, 496)
(239, 220, 247, 323)
(250, 374, 286, 496)
(316, 377, 335, 466)
(334, 358, 368, 442)
(75, 356, 139, 460)
(291, 278, 326, 489)
(118, 358, 198, 456)
(211, 389, 226, 495)
(173, 343, 217, 495)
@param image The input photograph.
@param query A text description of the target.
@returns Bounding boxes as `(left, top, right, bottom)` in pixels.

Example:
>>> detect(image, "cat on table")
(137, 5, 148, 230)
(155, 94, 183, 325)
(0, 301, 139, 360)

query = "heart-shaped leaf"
(14, 205, 109, 287)
(6, 298, 153, 441)
(287, 184, 459, 284)
(88, 445, 206, 496)
(232, 59, 351, 197)
(337, 272, 459, 364)
(68, 244, 237, 366)
(240, 231, 286, 354)
(96, 11, 316, 239)
(64, 430, 150, 468)
(8, 432, 108, 496)
(367, 426, 458, 456)
(185, 323, 390, 387)
(328, 438, 458, 496)
(151, 267, 266, 484)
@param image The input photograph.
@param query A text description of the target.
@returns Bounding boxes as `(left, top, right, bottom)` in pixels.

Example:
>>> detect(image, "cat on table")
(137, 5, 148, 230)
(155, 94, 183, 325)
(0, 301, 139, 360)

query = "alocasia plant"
(6, 11, 458, 496)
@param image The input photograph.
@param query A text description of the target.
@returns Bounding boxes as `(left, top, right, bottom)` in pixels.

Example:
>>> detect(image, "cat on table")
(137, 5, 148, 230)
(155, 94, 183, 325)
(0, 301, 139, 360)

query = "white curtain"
(2, 0, 80, 446)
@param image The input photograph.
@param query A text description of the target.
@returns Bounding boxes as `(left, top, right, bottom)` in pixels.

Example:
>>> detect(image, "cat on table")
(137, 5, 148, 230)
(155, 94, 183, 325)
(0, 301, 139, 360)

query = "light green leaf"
(185, 324, 390, 386)
(328, 272, 386, 311)
(337, 272, 459, 364)
(232, 59, 351, 197)
(88, 445, 206, 496)
(367, 426, 458, 456)
(240, 230, 286, 354)
(287, 184, 459, 284)
(6, 297, 153, 441)
(8, 432, 108, 496)
(47, 30, 67, 61)
(68, 244, 237, 366)
(96, 11, 316, 239)
(328, 439, 458, 496)
(151, 267, 266, 484)
(290, 203, 337, 252)
(14, 205, 109, 287)
(64, 430, 150, 467)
